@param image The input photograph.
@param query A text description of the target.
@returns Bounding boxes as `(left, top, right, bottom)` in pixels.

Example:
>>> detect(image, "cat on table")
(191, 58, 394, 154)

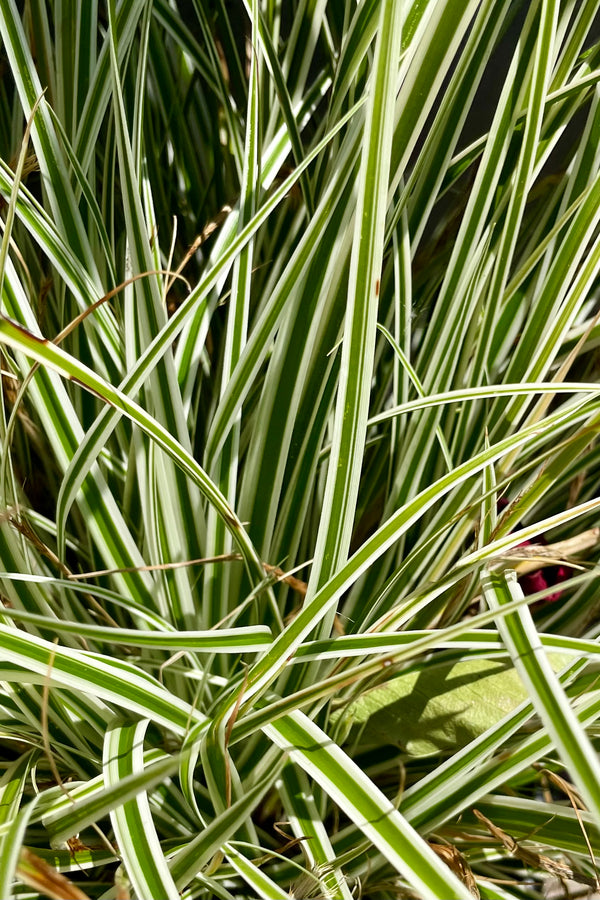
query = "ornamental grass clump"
(1, 1, 600, 898)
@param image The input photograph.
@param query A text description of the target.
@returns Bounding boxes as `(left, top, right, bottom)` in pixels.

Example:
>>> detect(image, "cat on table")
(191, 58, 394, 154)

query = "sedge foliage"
(0, 1, 600, 898)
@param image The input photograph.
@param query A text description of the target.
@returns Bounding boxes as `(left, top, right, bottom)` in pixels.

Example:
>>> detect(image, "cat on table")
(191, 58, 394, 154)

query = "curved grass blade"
(265, 711, 472, 899)
(308, 0, 404, 597)
(104, 719, 180, 900)
(204, 0, 262, 628)
(278, 762, 354, 900)
(0, 623, 205, 735)
(0, 753, 38, 898)
(42, 751, 181, 848)
(482, 569, 600, 830)
(224, 843, 290, 900)
(168, 772, 279, 889)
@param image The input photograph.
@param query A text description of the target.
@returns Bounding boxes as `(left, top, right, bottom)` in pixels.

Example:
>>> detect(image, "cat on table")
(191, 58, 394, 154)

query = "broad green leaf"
(334, 652, 574, 757)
